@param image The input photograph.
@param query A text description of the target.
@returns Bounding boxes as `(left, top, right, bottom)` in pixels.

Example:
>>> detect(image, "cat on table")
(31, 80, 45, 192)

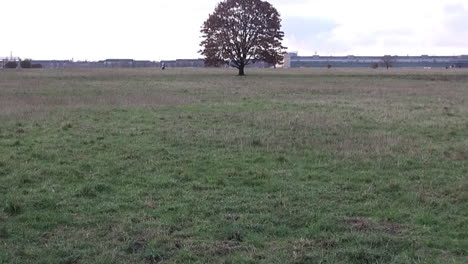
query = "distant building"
(161, 59, 205, 68)
(26, 59, 158, 69)
(6, 54, 467, 69)
(1, 56, 21, 68)
(283, 52, 297, 68)
(246, 60, 274, 68)
(0, 57, 8, 68)
(284, 53, 468, 68)
(100, 59, 158, 68)
(134, 60, 157, 68)
(160, 59, 273, 69)
(101, 59, 134, 68)
(32, 60, 72, 68)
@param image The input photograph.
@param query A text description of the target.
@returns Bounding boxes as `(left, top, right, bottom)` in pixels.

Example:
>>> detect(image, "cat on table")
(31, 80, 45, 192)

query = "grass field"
(0, 68, 467, 263)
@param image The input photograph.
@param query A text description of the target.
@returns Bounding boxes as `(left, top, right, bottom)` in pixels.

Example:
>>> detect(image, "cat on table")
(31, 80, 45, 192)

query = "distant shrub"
(4, 61, 18, 69)
(20, 59, 32, 68)
(371, 62, 379, 69)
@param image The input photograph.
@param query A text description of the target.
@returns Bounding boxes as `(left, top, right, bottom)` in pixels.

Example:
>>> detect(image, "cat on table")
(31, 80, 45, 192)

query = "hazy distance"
(1, 0, 467, 61)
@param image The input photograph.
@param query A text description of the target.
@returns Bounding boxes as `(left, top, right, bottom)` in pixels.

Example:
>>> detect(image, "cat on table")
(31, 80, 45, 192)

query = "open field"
(0, 68, 467, 263)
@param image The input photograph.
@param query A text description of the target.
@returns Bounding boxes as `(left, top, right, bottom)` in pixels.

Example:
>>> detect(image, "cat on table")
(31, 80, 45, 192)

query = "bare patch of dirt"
(39, 232, 54, 242)
(227, 231, 243, 242)
(190, 239, 247, 257)
(382, 222, 404, 235)
(340, 217, 405, 236)
(444, 151, 468, 162)
(340, 217, 374, 232)
(291, 239, 337, 261)
(292, 238, 336, 251)
(144, 254, 163, 264)
(225, 215, 240, 221)
(126, 240, 147, 254)
(212, 240, 242, 256)
(320, 240, 336, 249)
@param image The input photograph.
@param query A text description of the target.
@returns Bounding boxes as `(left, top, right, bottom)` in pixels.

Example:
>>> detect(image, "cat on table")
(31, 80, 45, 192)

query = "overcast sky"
(2, 0, 468, 61)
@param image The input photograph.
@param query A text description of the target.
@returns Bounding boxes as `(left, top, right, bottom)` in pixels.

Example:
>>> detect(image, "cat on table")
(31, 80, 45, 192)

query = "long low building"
(3, 55, 467, 69)
(284, 53, 468, 68)
(161, 59, 205, 68)
(160, 59, 272, 68)
(28, 59, 159, 68)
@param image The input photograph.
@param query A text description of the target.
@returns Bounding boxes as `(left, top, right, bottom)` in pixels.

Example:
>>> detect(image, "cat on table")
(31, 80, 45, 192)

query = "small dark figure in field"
(327, 64, 332, 69)
(161, 63, 166, 70)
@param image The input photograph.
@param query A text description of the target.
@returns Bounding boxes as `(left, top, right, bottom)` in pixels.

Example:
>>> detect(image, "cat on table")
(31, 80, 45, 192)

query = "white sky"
(1, 0, 468, 61)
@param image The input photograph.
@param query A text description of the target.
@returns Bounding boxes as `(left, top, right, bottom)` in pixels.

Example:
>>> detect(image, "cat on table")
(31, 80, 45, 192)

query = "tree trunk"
(238, 66, 245, 76)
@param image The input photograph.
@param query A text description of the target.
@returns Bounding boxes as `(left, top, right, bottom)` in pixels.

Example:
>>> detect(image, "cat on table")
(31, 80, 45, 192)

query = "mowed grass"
(0, 68, 467, 263)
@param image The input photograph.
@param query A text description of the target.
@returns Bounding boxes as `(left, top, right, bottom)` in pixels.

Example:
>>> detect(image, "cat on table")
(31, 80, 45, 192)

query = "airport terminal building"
(284, 53, 468, 68)
(3, 54, 468, 69)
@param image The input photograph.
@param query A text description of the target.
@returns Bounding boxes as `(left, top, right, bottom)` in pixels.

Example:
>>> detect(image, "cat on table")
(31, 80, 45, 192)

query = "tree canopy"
(381, 55, 395, 69)
(200, 0, 285, 75)
(20, 59, 32, 69)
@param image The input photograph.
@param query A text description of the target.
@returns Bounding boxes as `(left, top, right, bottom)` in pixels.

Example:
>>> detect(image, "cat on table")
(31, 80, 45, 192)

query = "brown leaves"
(200, 0, 285, 74)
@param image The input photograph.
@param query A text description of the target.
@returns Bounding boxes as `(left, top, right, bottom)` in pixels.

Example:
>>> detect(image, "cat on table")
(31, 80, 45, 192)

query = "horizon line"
(2, 54, 468, 62)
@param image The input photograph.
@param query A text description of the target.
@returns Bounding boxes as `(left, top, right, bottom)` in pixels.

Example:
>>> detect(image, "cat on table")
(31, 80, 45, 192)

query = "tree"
(381, 55, 395, 69)
(20, 59, 32, 69)
(4, 61, 18, 69)
(260, 49, 284, 68)
(200, 0, 285, 76)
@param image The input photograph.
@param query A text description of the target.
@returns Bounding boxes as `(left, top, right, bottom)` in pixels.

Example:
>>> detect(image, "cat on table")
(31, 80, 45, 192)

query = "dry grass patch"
(1, 68, 467, 263)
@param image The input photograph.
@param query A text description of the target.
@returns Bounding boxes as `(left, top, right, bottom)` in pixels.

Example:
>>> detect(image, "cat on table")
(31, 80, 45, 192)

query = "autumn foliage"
(200, 0, 285, 75)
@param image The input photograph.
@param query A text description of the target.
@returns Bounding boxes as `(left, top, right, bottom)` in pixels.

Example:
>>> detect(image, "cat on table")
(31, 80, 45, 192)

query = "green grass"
(0, 68, 467, 263)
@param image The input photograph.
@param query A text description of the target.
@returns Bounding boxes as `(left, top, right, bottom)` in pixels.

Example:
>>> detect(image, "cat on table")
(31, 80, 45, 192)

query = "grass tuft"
(61, 122, 73, 130)
(0, 227, 9, 239)
(3, 200, 22, 216)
